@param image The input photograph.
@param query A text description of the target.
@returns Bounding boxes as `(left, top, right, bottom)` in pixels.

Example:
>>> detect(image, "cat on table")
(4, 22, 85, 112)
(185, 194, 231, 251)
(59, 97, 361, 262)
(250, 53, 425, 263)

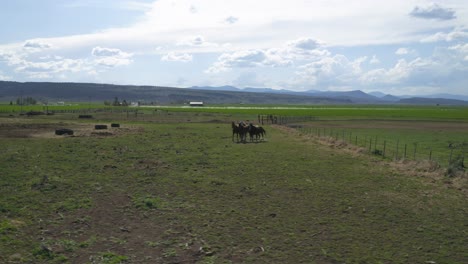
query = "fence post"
(374, 136, 378, 153)
(429, 147, 432, 161)
(396, 139, 399, 160)
(449, 148, 454, 163)
(413, 143, 418, 160)
(355, 135, 358, 145)
(369, 139, 372, 153)
(383, 141, 386, 158)
(404, 144, 407, 159)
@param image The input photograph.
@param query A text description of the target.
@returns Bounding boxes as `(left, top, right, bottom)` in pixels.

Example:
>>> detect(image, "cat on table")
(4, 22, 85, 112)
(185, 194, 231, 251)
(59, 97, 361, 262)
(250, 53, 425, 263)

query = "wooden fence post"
(396, 139, 399, 160)
(383, 141, 386, 158)
(413, 143, 418, 160)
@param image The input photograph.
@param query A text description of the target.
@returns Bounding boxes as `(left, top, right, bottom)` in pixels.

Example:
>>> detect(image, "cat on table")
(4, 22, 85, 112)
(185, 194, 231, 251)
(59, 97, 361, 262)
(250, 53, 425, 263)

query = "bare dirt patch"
(0, 121, 143, 139)
(40, 192, 205, 263)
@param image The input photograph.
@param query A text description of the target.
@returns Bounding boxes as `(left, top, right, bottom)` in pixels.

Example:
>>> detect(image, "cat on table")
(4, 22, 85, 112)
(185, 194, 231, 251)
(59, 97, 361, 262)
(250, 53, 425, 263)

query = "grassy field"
(297, 120, 468, 167)
(153, 105, 468, 121)
(0, 113, 467, 263)
(2, 103, 468, 121)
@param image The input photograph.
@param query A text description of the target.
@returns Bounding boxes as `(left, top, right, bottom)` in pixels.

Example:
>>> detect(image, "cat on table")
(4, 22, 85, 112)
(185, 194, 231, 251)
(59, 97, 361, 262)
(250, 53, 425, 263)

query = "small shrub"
(133, 196, 164, 210)
(55, 128, 74, 135)
(33, 245, 54, 260)
(0, 220, 17, 234)
(95, 125, 108, 130)
(97, 252, 128, 264)
(371, 149, 383, 156)
(446, 155, 465, 177)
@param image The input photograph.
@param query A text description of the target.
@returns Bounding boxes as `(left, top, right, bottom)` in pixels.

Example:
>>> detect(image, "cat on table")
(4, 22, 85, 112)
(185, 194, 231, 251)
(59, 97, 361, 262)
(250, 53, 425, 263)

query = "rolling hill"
(1, 81, 467, 105)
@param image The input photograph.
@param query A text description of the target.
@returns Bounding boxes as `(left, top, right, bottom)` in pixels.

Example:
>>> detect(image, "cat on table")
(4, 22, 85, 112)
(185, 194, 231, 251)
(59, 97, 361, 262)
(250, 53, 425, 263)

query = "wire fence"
(264, 114, 466, 169)
(293, 125, 466, 168)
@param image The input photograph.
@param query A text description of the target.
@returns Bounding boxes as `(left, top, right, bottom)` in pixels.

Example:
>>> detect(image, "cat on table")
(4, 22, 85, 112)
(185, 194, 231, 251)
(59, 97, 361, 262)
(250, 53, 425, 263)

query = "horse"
(232, 121, 240, 142)
(232, 121, 249, 142)
(248, 123, 266, 141)
(258, 126, 266, 139)
(238, 122, 249, 142)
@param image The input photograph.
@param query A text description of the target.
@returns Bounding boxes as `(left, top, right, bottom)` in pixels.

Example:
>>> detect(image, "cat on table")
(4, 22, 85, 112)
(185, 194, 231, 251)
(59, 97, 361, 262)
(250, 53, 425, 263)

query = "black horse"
(232, 121, 240, 142)
(248, 123, 266, 141)
(232, 121, 249, 142)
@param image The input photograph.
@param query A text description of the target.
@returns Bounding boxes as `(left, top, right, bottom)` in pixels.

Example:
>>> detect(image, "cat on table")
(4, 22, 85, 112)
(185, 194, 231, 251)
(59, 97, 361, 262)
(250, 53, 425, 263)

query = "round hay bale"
(111, 123, 120, 128)
(94, 125, 108, 130)
(55, 128, 74, 136)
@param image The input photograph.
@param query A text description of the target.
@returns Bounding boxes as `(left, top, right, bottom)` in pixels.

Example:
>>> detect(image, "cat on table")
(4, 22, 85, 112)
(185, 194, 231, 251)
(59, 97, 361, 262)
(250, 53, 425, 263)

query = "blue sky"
(0, 0, 467, 96)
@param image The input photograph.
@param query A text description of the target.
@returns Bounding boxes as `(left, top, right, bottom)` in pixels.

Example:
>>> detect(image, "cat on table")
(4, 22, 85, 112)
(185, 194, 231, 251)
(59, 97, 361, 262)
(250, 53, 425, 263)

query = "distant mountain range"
(1, 81, 467, 105)
(190, 85, 468, 105)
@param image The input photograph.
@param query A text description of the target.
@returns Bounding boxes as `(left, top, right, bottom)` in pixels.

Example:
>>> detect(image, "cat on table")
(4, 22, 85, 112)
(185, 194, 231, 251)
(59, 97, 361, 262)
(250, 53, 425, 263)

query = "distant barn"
(189, 102, 204, 107)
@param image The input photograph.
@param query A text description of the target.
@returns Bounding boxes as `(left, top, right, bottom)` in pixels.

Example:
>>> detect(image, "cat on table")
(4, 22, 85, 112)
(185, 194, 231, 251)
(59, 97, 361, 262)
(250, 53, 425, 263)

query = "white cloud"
(395, 47, 415, 55)
(360, 58, 432, 84)
(224, 16, 239, 24)
(409, 4, 456, 20)
(206, 37, 330, 73)
(449, 43, 468, 60)
(370, 55, 380, 64)
(0, 44, 134, 79)
(92, 46, 127, 57)
(13, 57, 93, 79)
(161, 52, 193, 62)
(0, 70, 10, 80)
(91, 46, 133, 67)
(295, 54, 366, 86)
(176, 35, 218, 48)
(287, 38, 322, 50)
(206, 49, 284, 73)
(23, 40, 52, 50)
(421, 30, 468, 43)
(189, 5, 197, 14)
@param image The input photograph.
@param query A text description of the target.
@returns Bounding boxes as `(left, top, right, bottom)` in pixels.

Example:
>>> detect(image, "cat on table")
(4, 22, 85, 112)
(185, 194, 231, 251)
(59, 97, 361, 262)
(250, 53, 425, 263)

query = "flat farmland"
(298, 119, 468, 167)
(0, 113, 467, 263)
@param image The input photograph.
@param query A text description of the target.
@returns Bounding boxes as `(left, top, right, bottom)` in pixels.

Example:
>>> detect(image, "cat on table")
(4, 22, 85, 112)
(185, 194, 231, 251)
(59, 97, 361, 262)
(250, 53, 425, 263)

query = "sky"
(0, 0, 467, 96)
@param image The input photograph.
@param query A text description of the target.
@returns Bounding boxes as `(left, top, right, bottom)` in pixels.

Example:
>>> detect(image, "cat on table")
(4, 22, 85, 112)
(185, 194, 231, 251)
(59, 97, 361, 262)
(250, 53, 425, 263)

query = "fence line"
(292, 125, 466, 169)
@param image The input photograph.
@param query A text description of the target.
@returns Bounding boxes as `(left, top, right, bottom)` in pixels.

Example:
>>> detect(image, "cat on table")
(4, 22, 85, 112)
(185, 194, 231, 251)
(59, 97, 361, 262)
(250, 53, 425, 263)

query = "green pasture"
(0, 115, 467, 263)
(297, 120, 467, 167)
(2, 103, 468, 121)
(155, 105, 468, 121)
(0, 103, 109, 113)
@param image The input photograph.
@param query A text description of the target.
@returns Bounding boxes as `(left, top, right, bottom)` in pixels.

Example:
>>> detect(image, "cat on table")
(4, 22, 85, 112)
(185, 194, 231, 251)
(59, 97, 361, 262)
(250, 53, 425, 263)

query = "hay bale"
(111, 123, 120, 128)
(94, 125, 108, 130)
(26, 111, 45, 116)
(55, 128, 74, 135)
(78, 115, 93, 119)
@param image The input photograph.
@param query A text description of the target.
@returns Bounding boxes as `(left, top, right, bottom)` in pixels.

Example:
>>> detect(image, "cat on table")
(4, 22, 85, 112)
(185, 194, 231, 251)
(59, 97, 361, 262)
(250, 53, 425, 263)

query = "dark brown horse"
(248, 123, 266, 141)
(232, 121, 240, 142)
(232, 121, 249, 142)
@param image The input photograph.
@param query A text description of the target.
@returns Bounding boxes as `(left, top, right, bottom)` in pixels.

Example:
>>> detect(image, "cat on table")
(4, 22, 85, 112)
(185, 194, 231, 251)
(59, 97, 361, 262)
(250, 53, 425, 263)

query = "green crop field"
(154, 105, 468, 121)
(0, 108, 467, 263)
